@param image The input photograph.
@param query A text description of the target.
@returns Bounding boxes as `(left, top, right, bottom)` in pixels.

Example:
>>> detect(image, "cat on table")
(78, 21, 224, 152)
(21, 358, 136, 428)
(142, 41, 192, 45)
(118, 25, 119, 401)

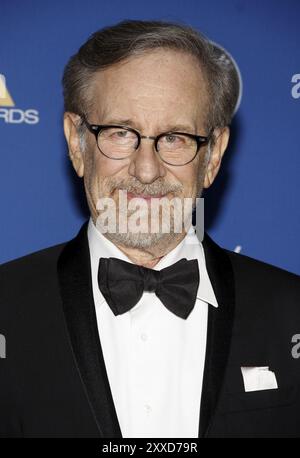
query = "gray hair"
(62, 19, 240, 135)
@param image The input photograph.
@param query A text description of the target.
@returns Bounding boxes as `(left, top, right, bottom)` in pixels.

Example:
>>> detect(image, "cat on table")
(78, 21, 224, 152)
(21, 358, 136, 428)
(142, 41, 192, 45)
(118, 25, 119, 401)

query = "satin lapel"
(57, 221, 122, 438)
(198, 233, 235, 438)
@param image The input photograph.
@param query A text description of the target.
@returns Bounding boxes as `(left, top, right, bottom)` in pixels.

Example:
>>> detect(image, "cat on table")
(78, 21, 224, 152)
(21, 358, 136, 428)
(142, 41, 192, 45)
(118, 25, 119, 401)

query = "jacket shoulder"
(0, 242, 67, 278)
(224, 248, 300, 313)
(0, 242, 67, 314)
(226, 248, 299, 284)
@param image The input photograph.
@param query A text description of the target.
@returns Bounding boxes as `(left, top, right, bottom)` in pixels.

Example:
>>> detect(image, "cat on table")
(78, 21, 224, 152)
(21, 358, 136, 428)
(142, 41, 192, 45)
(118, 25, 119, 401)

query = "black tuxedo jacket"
(0, 221, 300, 438)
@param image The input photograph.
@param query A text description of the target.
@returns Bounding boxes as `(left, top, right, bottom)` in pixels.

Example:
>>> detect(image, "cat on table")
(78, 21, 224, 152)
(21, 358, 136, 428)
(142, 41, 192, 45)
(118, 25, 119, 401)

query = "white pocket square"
(241, 366, 278, 392)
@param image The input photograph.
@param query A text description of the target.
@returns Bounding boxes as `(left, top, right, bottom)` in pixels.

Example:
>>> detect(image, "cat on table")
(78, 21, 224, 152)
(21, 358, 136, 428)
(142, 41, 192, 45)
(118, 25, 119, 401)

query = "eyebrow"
(102, 118, 196, 134)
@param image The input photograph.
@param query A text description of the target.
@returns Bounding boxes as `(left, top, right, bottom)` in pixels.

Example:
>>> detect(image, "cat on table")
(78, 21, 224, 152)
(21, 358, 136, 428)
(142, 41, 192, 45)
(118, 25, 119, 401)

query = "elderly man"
(0, 20, 299, 439)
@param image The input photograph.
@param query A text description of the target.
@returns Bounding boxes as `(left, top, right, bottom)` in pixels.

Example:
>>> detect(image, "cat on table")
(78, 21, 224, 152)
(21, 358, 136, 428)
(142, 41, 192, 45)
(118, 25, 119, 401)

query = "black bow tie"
(97, 257, 200, 319)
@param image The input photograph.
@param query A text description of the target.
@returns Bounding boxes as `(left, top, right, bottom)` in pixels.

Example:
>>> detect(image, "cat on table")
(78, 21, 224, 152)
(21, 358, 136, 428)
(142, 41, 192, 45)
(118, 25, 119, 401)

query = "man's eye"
(165, 134, 178, 143)
(162, 134, 186, 147)
(108, 130, 128, 138)
(104, 129, 134, 141)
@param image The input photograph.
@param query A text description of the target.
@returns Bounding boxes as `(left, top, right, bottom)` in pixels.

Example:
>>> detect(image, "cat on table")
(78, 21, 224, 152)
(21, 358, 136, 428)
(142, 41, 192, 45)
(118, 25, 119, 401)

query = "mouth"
(126, 191, 167, 201)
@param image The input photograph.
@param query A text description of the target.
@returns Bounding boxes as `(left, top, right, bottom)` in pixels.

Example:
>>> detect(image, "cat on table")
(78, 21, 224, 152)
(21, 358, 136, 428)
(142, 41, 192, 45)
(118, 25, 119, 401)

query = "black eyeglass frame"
(81, 115, 214, 166)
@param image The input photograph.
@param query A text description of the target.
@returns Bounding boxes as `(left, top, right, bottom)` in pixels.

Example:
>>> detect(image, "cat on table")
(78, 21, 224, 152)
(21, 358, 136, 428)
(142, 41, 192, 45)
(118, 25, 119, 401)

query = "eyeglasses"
(81, 115, 213, 166)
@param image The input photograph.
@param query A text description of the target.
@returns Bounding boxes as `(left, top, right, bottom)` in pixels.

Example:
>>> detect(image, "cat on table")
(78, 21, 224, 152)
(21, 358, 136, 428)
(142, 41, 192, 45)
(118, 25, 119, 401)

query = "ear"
(204, 126, 230, 188)
(63, 112, 85, 177)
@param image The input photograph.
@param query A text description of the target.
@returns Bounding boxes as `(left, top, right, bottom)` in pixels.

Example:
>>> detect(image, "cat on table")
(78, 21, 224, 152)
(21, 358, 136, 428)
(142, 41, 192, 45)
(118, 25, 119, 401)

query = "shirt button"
(144, 404, 152, 414)
(140, 332, 148, 342)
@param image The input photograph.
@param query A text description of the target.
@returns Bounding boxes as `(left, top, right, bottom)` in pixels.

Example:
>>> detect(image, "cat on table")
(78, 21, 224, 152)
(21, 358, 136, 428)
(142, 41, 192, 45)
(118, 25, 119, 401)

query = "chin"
(104, 230, 182, 250)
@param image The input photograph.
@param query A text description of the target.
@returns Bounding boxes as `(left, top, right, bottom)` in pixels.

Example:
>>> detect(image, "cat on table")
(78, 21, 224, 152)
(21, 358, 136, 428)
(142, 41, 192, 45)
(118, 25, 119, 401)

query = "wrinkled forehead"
(87, 49, 210, 131)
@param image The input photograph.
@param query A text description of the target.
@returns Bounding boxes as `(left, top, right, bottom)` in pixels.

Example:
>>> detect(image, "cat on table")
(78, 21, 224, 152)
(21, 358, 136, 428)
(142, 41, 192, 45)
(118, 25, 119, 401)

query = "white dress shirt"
(87, 218, 218, 438)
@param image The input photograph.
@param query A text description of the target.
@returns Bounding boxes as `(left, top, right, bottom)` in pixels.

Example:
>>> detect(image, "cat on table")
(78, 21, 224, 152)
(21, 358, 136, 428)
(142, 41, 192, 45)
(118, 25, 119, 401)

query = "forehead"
(89, 49, 209, 129)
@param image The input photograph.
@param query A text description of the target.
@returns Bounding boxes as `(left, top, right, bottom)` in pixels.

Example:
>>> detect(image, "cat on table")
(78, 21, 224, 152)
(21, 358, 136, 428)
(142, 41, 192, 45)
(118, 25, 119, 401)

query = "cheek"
(86, 152, 130, 195)
(169, 164, 199, 196)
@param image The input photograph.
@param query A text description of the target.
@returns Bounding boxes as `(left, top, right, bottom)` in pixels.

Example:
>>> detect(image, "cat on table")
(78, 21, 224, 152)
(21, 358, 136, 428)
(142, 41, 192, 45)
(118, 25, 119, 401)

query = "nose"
(128, 136, 166, 184)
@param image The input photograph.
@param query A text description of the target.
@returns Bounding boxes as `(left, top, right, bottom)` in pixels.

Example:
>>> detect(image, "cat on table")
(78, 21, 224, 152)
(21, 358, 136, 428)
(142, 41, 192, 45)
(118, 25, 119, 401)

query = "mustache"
(107, 177, 183, 196)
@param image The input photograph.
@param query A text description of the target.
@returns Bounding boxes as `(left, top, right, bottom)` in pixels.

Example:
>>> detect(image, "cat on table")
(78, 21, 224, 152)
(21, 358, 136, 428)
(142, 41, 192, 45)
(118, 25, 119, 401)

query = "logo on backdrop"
(0, 73, 39, 124)
(291, 74, 300, 99)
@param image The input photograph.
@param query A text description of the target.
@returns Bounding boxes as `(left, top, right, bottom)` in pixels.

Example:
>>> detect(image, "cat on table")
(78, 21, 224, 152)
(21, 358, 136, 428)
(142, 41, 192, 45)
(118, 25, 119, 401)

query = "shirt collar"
(87, 217, 218, 309)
